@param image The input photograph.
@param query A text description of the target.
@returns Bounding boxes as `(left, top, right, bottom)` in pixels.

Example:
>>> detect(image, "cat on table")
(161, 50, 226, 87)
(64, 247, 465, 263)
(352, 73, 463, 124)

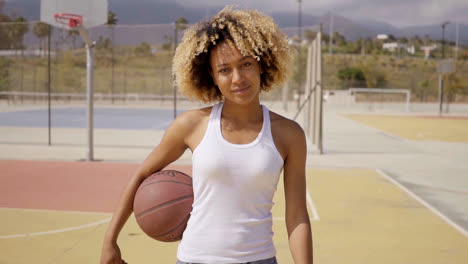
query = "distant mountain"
(270, 12, 320, 28)
(2, 0, 39, 19)
(317, 13, 375, 41)
(356, 19, 403, 36)
(109, 1, 207, 25)
(3, 0, 467, 45)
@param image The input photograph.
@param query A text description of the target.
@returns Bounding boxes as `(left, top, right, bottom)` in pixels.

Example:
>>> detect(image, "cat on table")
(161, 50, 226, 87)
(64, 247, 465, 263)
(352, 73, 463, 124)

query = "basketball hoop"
(54, 13, 83, 28)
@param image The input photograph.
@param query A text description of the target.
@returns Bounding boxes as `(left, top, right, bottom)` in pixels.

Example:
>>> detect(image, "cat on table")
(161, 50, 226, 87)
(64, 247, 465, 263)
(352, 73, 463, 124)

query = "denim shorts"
(176, 256, 278, 264)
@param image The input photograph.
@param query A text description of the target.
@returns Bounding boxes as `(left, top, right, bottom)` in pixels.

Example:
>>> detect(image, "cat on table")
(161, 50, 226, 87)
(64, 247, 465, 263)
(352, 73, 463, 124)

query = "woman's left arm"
(283, 122, 313, 264)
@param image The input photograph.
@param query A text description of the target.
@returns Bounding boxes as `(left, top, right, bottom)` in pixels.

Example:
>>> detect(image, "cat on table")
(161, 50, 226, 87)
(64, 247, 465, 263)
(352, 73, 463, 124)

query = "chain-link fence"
(1, 21, 468, 107)
(0, 21, 182, 105)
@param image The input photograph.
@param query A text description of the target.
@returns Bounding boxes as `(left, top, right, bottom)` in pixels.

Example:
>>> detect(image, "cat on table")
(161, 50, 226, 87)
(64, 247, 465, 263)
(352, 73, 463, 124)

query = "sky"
(176, 0, 468, 27)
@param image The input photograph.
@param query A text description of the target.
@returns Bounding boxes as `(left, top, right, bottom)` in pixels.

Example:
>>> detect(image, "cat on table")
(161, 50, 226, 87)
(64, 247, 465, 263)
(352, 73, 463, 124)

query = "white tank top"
(177, 102, 284, 263)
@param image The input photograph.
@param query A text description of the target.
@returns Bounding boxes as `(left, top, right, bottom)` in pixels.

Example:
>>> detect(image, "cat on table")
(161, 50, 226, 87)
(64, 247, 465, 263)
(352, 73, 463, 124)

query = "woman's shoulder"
(268, 110, 306, 158)
(173, 105, 213, 128)
(269, 110, 305, 136)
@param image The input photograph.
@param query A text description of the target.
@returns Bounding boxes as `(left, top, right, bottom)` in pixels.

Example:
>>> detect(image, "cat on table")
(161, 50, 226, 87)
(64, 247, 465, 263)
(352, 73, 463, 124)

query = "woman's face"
(209, 41, 263, 105)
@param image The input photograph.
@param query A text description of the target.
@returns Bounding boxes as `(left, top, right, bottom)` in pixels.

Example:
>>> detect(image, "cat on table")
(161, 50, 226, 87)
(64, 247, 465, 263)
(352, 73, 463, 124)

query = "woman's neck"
(222, 99, 262, 123)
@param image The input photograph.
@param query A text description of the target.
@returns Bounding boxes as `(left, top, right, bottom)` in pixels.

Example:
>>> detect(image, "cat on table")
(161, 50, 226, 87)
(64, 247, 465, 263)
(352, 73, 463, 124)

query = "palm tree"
(9, 17, 29, 54)
(33, 22, 52, 57)
(107, 10, 118, 103)
(174, 17, 188, 50)
(0, 2, 12, 50)
(172, 17, 188, 118)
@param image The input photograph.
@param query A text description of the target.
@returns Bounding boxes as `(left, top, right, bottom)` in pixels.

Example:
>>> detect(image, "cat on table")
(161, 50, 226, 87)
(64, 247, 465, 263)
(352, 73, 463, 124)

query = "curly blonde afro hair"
(172, 6, 292, 103)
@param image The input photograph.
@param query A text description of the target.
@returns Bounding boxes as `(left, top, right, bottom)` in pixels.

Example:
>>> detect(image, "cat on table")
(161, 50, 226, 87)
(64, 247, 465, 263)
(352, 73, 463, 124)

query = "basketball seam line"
(135, 195, 193, 218)
(140, 180, 192, 189)
(156, 170, 192, 179)
(152, 213, 191, 239)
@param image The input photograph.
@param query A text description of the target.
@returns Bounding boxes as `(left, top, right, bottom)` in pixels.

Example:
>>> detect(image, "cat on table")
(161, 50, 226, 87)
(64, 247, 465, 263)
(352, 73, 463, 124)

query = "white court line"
(376, 169, 468, 238)
(0, 217, 111, 239)
(307, 189, 320, 221)
(0, 207, 112, 215)
(273, 189, 320, 222)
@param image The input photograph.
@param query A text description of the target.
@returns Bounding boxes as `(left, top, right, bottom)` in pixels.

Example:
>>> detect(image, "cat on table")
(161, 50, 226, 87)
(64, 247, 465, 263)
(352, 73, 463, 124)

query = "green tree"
(387, 34, 396, 42)
(107, 10, 118, 25)
(33, 22, 52, 56)
(161, 35, 173, 51)
(174, 17, 188, 50)
(107, 10, 118, 103)
(361, 38, 374, 55)
(0, 57, 11, 91)
(333, 32, 346, 47)
(360, 58, 387, 88)
(96, 35, 112, 50)
(322, 33, 330, 44)
(135, 42, 151, 56)
(399, 37, 408, 43)
(304, 29, 317, 43)
(415, 79, 430, 102)
(175, 17, 188, 29)
(444, 73, 466, 105)
(8, 17, 29, 52)
(0, 1, 12, 50)
(337, 67, 366, 89)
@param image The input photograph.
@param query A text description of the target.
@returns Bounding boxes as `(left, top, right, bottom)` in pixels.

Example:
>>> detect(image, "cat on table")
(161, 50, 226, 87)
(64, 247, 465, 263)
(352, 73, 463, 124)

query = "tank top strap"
(260, 105, 274, 144)
(212, 102, 223, 122)
(192, 103, 222, 156)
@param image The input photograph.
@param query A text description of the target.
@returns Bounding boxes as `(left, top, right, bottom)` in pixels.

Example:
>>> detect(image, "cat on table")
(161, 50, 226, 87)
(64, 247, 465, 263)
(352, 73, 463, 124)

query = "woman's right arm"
(100, 111, 198, 264)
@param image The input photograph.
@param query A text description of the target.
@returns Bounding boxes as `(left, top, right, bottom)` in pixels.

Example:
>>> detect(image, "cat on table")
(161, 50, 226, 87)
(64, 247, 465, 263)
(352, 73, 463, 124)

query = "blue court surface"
(0, 107, 185, 130)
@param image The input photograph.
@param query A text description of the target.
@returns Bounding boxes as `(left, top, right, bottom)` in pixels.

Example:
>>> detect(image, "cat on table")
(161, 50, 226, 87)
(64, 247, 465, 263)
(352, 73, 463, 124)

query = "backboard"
(438, 59, 455, 75)
(40, 0, 108, 29)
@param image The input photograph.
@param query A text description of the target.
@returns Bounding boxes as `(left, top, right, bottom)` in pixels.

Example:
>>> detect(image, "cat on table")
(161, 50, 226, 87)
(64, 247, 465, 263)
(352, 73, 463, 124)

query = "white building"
(382, 42, 415, 55)
(377, 34, 388, 40)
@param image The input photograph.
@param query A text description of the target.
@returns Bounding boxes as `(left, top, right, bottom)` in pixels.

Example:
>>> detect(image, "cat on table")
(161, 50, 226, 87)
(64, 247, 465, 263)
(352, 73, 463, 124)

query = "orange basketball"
(133, 170, 193, 242)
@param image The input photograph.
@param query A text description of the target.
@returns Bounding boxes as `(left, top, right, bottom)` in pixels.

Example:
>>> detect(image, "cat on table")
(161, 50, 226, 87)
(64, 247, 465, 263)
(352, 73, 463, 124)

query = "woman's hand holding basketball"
(100, 241, 125, 264)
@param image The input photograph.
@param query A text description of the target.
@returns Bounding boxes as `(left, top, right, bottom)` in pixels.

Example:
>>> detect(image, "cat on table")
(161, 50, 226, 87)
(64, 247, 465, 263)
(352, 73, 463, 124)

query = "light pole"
(441, 21, 449, 59)
(297, 0, 302, 110)
(173, 18, 188, 119)
(439, 21, 450, 115)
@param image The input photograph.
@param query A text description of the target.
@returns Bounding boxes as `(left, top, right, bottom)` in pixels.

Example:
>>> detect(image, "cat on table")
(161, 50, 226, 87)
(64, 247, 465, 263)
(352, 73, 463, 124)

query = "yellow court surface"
(1, 168, 467, 263)
(343, 114, 468, 142)
(304, 168, 468, 264)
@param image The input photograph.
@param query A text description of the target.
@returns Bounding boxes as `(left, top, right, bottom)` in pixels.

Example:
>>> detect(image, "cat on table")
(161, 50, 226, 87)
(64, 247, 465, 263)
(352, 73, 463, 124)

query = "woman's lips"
(232, 86, 249, 94)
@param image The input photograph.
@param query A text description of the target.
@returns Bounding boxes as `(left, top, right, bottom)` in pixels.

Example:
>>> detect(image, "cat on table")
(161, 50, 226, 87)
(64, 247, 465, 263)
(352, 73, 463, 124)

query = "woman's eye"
(218, 68, 228, 73)
(243, 62, 252, 67)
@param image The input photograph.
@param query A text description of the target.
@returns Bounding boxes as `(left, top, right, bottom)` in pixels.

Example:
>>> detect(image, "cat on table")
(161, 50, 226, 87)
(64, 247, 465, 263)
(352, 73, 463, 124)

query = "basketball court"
(1, 100, 468, 264)
(1, 160, 468, 263)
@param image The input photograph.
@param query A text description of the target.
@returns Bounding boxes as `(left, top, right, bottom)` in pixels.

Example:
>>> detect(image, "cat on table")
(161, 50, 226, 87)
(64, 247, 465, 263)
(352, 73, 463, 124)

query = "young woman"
(100, 7, 313, 264)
